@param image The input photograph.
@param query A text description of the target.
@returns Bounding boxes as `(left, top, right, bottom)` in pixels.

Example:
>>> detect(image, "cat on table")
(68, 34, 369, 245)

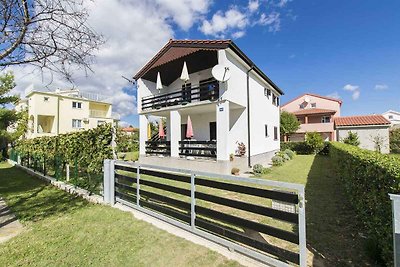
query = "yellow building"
(19, 89, 115, 139)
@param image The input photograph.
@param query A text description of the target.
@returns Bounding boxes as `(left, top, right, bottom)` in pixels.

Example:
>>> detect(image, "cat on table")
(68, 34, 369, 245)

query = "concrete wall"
(336, 126, 390, 154)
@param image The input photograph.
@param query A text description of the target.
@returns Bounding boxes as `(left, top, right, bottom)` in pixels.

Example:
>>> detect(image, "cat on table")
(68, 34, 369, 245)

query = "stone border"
(7, 159, 103, 204)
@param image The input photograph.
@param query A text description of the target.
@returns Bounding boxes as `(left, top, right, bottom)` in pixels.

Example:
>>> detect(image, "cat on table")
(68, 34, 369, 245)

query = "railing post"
(298, 187, 307, 267)
(103, 159, 115, 205)
(136, 165, 140, 207)
(191, 172, 196, 230)
(390, 194, 400, 267)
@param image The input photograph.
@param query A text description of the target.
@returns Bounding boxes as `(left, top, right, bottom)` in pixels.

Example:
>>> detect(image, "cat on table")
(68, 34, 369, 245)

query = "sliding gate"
(104, 160, 306, 266)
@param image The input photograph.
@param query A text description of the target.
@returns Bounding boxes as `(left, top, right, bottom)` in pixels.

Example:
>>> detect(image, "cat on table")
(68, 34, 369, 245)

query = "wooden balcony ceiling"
(292, 108, 337, 116)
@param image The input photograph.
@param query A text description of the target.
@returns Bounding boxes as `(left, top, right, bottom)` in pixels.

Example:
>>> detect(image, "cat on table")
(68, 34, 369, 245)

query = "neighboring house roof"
(334, 115, 391, 127)
(282, 93, 342, 107)
(122, 127, 138, 133)
(133, 39, 284, 95)
(383, 110, 400, 116)
(292, 108, 337, 116)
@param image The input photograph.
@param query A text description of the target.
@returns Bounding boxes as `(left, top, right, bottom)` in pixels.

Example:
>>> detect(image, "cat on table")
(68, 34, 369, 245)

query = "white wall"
(186, 111, 215, 141)
(383, 111, 400, 126)
(337, 126, 390, 154)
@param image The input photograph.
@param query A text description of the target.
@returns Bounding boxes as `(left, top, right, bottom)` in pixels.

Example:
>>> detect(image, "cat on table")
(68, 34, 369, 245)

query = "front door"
(181, 124, 187, 140)
(209, 122, 216, 140)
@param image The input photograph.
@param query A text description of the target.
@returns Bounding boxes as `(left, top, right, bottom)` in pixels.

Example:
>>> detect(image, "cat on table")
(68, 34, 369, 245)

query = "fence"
(9, 148, 103, 194)
(390, 194, 400, 266)
(104, 160, 306, 266)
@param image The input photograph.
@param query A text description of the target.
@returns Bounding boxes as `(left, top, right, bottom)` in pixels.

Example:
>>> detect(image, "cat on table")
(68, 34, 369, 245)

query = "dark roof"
(282, 93, 343, 107)
(133, 39, 284, 95)
(292, 108, 337, 116)
(334, 115, 391, 127)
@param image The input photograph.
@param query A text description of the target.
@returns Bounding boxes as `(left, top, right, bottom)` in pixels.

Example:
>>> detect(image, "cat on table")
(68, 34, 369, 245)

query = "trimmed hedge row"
(280, 141, 329, 155)
(329, 142, 400, 265)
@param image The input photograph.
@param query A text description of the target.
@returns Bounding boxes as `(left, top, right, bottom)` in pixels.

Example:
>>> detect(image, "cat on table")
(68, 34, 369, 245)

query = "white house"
(134, 39, 283, 174)
(382, 110, 400, 127)
(335, 115, 391, 154)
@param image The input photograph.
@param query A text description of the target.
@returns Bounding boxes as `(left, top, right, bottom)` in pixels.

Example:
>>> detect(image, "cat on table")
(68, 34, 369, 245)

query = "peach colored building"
(281, 93, 342, 141)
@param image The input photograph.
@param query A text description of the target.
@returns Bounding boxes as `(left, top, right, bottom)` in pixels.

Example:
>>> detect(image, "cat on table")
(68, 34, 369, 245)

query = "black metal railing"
(179, 140, 216, 158)
(141, 80, 219, 111)
(145, 141, 171, 156)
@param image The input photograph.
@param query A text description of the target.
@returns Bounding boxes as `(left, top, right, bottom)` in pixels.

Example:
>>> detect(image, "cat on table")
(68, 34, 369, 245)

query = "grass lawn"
(118, 151, 139, 161)
(260, 155, 375, 266)
(0, 162, 239, 267)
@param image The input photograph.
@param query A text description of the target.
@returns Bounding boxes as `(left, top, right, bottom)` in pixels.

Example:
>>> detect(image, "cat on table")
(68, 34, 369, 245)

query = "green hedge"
(329, 142, 400, 265)
(390, 128, 400, 154)
(280, 141, 329, 155)
(13, 124, 113, 193)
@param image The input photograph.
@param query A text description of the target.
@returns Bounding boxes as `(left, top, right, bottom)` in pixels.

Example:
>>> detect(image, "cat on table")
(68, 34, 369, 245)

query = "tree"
(0, 72, 19, 158)
(280, 111, 300, 141)
(343, 131, 360, 146)
(390, 128, 400, 154)
(305, 132, 324, 154)
(0, 0, 104, 80)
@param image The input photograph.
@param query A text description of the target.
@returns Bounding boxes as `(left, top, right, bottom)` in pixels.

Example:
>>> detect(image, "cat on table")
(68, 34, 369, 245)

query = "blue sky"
(11, 0, 399, 127)
(123, 0, 400, 127)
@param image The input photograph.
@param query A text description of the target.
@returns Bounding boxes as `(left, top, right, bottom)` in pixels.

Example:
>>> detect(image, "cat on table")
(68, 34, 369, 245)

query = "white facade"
(21, 89, 115, 139)
(383, 110, 400, 126)
(136, 41, 282, 173)
(336, 126, 390, 154)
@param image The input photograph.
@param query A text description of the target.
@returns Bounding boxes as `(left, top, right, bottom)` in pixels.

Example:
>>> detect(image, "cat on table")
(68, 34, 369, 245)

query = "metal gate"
(104, 160, 306, 266)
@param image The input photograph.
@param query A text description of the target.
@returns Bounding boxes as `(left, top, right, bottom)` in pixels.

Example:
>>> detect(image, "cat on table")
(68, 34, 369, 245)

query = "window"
(311, 103, 316, 108)
(97, 120, 106, 126)
(265, 125, 268, 137)
(389, 115, 394, 119)
(276, 97, 280, 106)
(264, 88, 271, 98)
(299, 103, 305, 109)
(272, 94, 279, 106)
(274, 126, 278, 140)
(72, 101, 82, 109)
(72, 119, 82, 128)
(321, 116, 331, 123)
(44, 97, 49, 102)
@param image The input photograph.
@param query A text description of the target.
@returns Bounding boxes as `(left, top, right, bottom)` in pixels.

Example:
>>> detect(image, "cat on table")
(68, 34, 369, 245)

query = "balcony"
(141, 80, 219, 111)
(89, 109, 108, 118)
(298, 122, 334, 133)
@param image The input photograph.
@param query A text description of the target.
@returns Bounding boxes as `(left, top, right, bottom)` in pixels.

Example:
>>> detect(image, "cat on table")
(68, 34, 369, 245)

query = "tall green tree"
(343, 131, 360, 146)
(280, 111, 300, 141)
(0, 72, 19, 159)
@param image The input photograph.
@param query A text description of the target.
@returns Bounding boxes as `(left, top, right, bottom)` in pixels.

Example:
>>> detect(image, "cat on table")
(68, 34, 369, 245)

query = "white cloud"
(327, 92, 341, 99)
(232, 31, 246, 39)
(248, 0, 260, 13)
(257, 12, 281, 32)
(200, 8, 249, 37)
(343, 84, 360, 100)
(375, 84, 388, 90)
(275, 0, 291, 8)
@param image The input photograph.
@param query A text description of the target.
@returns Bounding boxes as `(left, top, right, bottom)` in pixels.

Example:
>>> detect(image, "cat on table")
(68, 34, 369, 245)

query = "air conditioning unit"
(83, 118, 89, 123)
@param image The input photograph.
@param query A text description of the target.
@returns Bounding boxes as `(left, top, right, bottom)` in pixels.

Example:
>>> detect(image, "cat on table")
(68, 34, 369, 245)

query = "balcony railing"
(89, 109, 108, 118)
(145, 141, 171, 156)
(179, 140, 217, 158)
(141, 80, 219, 111)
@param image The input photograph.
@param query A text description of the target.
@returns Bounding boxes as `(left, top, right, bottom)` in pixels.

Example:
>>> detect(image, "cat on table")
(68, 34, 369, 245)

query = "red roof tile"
(282, 93, 343, 107)
(122, 127, 138, 132)
(334, 115, 390, 127)
(292, 108, 337, 116)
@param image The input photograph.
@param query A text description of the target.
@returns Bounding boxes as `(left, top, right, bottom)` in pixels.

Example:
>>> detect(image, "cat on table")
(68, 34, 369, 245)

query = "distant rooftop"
(334, 115, 390, 127)
(25, 87, 112, 104)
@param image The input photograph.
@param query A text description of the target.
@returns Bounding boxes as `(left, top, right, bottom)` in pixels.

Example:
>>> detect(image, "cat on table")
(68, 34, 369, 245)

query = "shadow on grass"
(305, 155, 375, 266)
(0, 164, 88, 223)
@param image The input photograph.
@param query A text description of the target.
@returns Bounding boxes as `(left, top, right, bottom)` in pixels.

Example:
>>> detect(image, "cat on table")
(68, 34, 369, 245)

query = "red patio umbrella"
(186, 115, 193, 139)
(158, 119, 165, 139)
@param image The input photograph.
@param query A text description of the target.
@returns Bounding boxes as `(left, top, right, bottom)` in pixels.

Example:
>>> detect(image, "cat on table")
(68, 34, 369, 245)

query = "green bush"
(253, 164, 264, 174)
(14, 124, 113, 193)
(271, 155, 284, 166)
(343, 131, 360, 146)
(329, 142, 400, 265)
(390, 128, 400, 154)
(305, 132, 325, 154)
(283, 149, 295, 159)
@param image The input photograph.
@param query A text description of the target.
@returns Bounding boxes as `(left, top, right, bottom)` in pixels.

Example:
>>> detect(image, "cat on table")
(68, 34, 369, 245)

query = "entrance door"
(181, 124, 187, 140)
(209, 122, 216, 141)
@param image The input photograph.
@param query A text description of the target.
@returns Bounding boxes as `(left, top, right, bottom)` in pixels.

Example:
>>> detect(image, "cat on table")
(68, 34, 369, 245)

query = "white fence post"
(103, 159, 115, 205)
(66, 164, 70, 182)
(298, 187, 307, 267)
(390, 194, 400, 267)
(136, 165, 140, 207)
